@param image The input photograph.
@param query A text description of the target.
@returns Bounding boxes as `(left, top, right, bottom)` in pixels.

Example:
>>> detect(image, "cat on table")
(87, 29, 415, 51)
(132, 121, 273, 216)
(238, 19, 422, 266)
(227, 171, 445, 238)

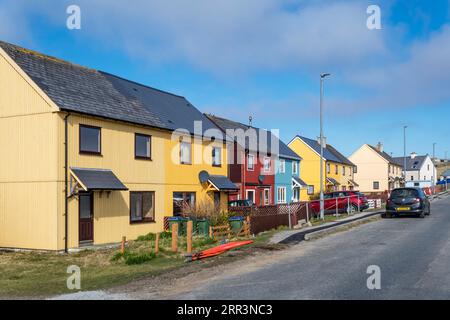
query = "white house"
(393, 153, 436, 188)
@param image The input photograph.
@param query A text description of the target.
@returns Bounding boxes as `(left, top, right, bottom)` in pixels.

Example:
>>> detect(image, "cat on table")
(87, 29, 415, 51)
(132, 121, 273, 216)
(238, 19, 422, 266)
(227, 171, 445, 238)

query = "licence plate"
(396, 207, 410, 211)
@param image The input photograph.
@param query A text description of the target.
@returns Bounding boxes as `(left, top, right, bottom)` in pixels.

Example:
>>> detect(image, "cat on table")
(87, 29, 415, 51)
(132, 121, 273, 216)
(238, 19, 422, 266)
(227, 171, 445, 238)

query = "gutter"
(64, 113, 70, 253)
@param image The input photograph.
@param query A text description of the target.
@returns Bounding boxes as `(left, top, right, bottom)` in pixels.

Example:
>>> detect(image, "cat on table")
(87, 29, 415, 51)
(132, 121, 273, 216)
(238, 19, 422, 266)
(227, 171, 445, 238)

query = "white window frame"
(212, 146, 221, 167)
(279, 159, 286, 174)
(277, 187, 286, 204)
(263, 157, 271, 172)
(292, 161, 298, 175)
(292, 187, 300, 202)
(246, 189, 255, 204)
(247, 154, 255, 171)
(180, 141, 192, 164)
(264, 188, 270, 205)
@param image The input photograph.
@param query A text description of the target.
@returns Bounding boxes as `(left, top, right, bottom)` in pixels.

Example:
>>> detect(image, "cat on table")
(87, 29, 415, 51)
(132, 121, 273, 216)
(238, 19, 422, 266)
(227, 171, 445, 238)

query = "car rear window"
(390, 189, 419, 198)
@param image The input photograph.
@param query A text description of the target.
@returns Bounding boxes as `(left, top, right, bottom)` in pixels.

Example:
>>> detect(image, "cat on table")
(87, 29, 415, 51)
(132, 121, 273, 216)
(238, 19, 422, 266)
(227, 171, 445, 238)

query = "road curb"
(279, 211, 383, 245)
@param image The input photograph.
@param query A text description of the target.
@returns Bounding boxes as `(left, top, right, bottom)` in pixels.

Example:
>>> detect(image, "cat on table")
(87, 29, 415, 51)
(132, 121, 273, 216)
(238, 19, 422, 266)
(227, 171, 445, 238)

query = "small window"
(130, 192, 155, 223)
(335, 165, 339, 175)
(279, 159, 286, 174)
(80, 125, 101, 154)
(343, 166, 346, 176)
(212, 147, 222, 167)
(247, 154, 255, 171)
(373, 181, 380, 190)
(307, 185, 315, 195)
(246, 190, 255, 203)
(327, 163, 330, 174)
(180, 141, 192, 164)
(353, 166, 358, 174)
(292, 161, 298, 175)
(263, 157, 271, 172)
(264, 189, 270, 205)
(277, 187, 286, 204)
(292, 188, 300, 202)
(411, 176, 414, 181)
(135, 134, 151, 159)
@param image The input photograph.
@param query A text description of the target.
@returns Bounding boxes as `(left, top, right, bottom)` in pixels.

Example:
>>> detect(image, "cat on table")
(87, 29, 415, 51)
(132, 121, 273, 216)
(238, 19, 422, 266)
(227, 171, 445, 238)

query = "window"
(353, 166, 358, 174)
(279, 159, 286, 173)
(343, 166, 346, 176)
(263, 157, 271, 172)
(264, 189, 270, 205)
(292, 188, 300, 202)
(373, 181, 380, 190)
(247, 154, 255, 171)
(335, 165, 339, 175)
(135, 134, 151, 159)
(173, 192, 196, 216)
(246, 190, 255, 204)
(411, 176, 414, 181)
(277, 187, 286, 204)
(428, 165, 430, 170)
(212, 147, 221, 167)
(79, 125, 101, 154)
(292, 161, 298, 175)
(180, 141, 192, 164)
(342, 186, 347, 191)
(307, 185, 314, 195)
(130, 192, 155, 223)
(79, 193, 93, 219)
(327, 163, 330, 174)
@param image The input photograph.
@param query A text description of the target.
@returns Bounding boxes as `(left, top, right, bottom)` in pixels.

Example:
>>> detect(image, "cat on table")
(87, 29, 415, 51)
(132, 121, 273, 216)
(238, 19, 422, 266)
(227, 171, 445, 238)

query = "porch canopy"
(348, 179, 359, 187)
(326, 177, 340, 186)
(292, 176, 308, 188)
(207, 175, 239, 192)
(70, 167, 128, 192)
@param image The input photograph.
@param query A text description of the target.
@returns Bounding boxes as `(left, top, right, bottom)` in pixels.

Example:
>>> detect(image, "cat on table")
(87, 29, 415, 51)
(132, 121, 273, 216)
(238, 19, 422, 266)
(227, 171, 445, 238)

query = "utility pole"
(319, 73, 331, 220)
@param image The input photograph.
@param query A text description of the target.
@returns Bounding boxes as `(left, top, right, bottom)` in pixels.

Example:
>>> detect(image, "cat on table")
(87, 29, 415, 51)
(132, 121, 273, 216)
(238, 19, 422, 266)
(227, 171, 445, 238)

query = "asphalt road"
(173, 195, 450, 300)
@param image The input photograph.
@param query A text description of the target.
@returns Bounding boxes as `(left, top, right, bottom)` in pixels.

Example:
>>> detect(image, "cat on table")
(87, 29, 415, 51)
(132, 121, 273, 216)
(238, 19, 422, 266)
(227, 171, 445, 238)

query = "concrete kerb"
(275, 211, 383, 245)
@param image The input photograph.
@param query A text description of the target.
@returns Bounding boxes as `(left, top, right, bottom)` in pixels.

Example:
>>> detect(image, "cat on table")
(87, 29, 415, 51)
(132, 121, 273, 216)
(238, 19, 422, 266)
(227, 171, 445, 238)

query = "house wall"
(349, 144, 402, 192)
(0, 49, 60, 250)
(275, 158, 303, 203)
(57, 114, 231, 249)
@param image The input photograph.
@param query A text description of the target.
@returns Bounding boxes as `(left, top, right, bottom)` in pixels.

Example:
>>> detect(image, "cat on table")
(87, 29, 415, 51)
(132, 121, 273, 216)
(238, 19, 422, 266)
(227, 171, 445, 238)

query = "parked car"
(229, 199, 255, 207)
(385, 187, 431, 218)
(310, 191, 369, 215)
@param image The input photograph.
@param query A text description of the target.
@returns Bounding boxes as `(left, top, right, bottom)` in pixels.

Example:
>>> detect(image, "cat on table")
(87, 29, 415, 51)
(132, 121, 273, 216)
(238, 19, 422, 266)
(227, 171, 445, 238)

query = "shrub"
(136, 231, 172, 242)
(124, 252, 156, 265)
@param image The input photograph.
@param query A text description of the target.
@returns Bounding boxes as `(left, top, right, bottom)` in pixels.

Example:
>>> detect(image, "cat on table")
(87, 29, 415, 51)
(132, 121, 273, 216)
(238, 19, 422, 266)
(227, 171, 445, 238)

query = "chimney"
(317, 136, 327, 147)
(410, 152, 417, 159)
(376, 142, 383, 152)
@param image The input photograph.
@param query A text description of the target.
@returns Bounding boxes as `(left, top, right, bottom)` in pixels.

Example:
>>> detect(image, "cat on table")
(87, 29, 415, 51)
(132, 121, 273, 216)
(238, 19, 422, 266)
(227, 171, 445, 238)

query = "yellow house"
(349, 143, 404, 192)
(288, 136, 357, 199)
(0, 41, 236, 251)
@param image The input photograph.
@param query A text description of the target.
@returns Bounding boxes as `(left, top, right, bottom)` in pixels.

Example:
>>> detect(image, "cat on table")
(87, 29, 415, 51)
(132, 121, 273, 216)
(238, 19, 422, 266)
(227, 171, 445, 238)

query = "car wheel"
(347, 204, 358, 214)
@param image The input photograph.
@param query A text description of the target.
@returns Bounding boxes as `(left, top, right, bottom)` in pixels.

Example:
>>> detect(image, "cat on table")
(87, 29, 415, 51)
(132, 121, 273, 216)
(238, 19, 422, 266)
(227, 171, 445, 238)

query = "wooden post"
(171, 223, 178, 253)
(155, 233, 160, 254)
(121, 236, 126, 254)
(209, 226, 213, 239)
(186, 220, 193, 254)
(246, 216, 251, 237)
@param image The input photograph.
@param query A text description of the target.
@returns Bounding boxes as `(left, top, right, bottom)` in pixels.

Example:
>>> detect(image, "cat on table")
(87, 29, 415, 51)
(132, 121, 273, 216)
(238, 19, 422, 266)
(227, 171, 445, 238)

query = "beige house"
(349, 143, 404, 192)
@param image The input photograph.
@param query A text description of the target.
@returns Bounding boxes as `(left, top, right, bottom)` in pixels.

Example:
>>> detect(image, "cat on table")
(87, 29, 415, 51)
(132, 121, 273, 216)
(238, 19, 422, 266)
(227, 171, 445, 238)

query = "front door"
(79, 192, 94, 242)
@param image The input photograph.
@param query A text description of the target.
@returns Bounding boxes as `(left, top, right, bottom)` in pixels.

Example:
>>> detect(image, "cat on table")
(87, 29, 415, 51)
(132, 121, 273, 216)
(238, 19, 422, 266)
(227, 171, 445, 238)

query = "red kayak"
(188, 240, 253, 261)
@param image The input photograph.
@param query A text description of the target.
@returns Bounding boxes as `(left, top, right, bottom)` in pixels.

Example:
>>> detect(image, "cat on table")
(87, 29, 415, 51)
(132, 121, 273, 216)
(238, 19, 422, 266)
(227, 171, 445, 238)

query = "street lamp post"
(433, 143, 437, 194)
(319, 73, 331, 220)
(403, 126, 407, 187)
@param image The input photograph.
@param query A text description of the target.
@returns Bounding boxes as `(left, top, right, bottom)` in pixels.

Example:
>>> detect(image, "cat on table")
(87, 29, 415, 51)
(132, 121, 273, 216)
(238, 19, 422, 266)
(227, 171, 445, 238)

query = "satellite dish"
(258, 175, 265, 184)
(199, 170, 210, 184)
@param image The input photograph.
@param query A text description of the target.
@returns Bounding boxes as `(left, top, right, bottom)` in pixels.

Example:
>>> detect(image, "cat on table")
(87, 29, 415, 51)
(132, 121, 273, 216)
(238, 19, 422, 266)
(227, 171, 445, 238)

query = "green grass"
(0, 230, 278, 298)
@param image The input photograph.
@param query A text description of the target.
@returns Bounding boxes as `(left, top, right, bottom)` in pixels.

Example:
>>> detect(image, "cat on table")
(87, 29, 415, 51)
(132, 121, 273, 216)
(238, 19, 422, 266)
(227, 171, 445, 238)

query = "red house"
(206, 115, 275, 206)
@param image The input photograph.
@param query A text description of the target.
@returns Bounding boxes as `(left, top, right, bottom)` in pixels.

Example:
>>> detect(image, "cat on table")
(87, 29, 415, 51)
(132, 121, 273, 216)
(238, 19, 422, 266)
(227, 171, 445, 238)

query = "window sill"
(80, 151, 102, 156)
(212, 164, 222, 168)
(135, 156, 152, 161)
(130, 219, 156, 225)
(180, 162, 192, 165)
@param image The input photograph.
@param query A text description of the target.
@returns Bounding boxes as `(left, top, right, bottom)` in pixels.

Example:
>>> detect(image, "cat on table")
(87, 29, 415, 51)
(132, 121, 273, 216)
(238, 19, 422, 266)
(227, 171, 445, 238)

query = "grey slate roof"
(392, 155, 428, 171)
(294, 136, 354, 166)
(208, 175, 239, 191)
(367, 144, 399, 166)
(0, 41, 220, 137)
(206, 115, 302, 161)
(70, 168, 128, 191)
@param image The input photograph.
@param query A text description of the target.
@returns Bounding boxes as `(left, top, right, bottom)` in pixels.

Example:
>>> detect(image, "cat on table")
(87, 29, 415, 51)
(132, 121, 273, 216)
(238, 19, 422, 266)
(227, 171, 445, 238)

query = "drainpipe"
(64, 113, 70, 253)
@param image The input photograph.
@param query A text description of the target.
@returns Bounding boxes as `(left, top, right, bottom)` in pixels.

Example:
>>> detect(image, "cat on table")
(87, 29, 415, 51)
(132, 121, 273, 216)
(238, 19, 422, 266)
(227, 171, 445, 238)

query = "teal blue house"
(275, 142, 305, 203)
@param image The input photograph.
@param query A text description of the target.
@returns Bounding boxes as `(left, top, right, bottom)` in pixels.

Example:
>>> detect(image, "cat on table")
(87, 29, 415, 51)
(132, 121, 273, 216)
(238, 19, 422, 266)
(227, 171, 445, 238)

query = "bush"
(124, 252, 156, 265)
(136, 231, 172, 242)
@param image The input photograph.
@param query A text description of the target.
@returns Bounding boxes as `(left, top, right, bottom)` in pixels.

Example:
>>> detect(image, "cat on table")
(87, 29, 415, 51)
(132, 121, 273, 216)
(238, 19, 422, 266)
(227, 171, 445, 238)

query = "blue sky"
(1, 0, 449, 158)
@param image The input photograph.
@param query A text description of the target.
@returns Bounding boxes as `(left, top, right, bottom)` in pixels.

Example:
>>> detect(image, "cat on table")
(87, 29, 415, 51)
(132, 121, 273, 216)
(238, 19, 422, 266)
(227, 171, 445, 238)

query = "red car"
(311, 191, 369, 215)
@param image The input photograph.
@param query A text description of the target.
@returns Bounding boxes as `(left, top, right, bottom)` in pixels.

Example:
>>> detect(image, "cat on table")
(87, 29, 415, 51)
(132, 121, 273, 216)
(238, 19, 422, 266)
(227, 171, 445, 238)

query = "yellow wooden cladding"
(1, 47, 231, 250)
